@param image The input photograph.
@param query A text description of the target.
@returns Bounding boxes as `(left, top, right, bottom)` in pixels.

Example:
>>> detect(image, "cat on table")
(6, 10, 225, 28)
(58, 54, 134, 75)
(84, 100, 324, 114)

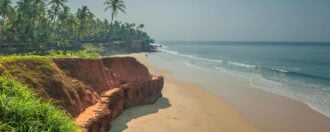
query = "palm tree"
(48, 0, 67, 25)
(0, 0, 14, 21)
(48, 0, 67, 18)
(48, 0, 67, 44)
(104, 0, 126, 30)
(137, 24, 144, 31)
(0, 0, 14, 43)
(16, 0, 35, 53)
(0, 0, 154, 55)
(31, 0, 47, 48)
(76, 6, 94, 41)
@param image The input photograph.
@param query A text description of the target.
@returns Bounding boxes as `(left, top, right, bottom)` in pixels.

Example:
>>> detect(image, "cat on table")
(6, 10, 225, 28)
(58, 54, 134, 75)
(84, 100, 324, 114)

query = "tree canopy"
(0, 0, 153, 55)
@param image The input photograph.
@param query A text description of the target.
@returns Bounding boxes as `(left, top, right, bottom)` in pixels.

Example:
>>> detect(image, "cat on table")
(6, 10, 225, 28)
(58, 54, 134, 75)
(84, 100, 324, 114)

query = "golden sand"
(110, 53, 258, 132)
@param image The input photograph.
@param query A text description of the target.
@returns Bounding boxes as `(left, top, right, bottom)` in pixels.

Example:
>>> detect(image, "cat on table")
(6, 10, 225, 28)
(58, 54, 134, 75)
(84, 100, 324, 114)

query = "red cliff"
(0, 57, 164, 132)
(54, 57, 164, 132)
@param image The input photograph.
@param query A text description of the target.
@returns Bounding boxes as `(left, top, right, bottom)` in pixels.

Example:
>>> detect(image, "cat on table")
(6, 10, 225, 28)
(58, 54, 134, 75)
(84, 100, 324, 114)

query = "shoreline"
(146, 52, 330, 132)
(110, 53, 258, 132)
(249, 81, 330, 118)
(111, 53, 330, 132)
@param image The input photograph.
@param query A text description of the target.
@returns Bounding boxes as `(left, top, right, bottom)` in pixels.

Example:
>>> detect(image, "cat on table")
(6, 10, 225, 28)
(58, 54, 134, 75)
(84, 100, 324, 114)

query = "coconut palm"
(16, 0, 34, 39)
(0, 0, 154, 55)
(31, 0, 47, 44)
(77, 6, 94, 40)
(48, 0, 67, 23)
(0, 0, 14, 21)
(48, 0, 67, 43)
(0, 0, 15, 43)
(137, 24, 144, 31)
(104, 0, 126, 30)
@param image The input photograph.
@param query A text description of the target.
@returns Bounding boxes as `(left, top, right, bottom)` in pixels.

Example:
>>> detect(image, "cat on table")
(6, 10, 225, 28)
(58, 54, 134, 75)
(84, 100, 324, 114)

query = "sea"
(148, 41, 330, 117)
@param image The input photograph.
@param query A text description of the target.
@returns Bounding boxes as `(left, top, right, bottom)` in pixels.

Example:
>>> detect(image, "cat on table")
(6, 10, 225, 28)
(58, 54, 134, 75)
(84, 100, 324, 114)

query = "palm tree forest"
(0, 0, 154, 55)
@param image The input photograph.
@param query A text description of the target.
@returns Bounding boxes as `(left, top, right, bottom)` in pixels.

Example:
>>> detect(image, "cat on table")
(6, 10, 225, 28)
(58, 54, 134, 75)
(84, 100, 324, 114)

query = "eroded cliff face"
(0, 58, 99, 117)
(0, 65, 4, 75)
(53, 58, 120, 93)
(76, 77, 164, 132)
(0, 57, 163, 132)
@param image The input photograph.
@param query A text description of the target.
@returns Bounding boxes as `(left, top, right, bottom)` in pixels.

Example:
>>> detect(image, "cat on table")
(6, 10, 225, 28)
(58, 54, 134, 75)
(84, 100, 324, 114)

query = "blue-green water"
(151, 41, 330, 117)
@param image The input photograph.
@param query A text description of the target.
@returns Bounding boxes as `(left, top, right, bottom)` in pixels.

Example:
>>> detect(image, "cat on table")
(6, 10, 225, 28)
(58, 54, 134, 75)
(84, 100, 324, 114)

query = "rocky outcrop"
(101, 40, 156, 56)
(53, 58, 120, 93)
(76, 77, 163, 132)
(75, 88, 122, 132)
(121, 76, 163, 107)
(0, 56, 164, 131)
(102, 57, 151, 83)
(53, 57, 164, 131)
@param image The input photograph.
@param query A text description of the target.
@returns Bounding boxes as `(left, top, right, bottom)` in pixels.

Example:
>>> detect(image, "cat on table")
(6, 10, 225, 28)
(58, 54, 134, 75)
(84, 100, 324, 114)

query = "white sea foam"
(216, 66, 330, 117)
(226, 61, 256, 68)
(155, 43, 330, 117)
(183, 60, 205, 70)
(250, 76, 330, 117)
(215, 65, 330, 117)
(214, 66, 251, 80)
(158, 46, 262, 69)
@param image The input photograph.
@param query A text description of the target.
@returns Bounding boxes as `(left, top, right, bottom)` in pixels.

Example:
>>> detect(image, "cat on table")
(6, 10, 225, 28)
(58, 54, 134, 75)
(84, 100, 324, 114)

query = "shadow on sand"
(109, 97, 171, 132)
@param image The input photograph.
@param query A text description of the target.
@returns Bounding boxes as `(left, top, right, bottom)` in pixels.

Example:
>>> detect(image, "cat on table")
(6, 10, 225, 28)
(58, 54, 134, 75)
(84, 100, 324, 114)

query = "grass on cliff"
(0, 76, 79, 131)
(0, 56, 80, 131)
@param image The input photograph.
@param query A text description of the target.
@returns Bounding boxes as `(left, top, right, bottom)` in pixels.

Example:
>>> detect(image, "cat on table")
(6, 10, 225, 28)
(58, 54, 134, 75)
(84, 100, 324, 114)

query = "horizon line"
(156, 40, 330, 43)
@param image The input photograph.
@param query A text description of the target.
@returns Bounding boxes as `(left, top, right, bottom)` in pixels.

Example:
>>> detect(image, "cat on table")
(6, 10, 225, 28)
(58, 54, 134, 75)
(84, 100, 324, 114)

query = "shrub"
(0, 77, 79, 132)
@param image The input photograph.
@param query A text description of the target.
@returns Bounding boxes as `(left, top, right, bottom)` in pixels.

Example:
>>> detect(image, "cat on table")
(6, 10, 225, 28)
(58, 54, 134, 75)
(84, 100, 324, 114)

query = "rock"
(80, 76, 163, 132)
(121, 76, 164, 107)
(53, 57, 164, 131)
(53, 58, 120, 93)
(102, 57, 151, 84)
(1, 56, 163, 131)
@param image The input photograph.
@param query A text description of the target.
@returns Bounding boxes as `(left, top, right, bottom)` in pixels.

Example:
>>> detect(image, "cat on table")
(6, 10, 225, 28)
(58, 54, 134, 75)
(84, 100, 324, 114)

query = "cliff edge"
(0, 56, 164, 132)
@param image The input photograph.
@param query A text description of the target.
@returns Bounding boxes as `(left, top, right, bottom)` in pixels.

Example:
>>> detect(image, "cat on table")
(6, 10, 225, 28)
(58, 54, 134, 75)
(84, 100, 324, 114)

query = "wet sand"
(111, 53, 330, 132)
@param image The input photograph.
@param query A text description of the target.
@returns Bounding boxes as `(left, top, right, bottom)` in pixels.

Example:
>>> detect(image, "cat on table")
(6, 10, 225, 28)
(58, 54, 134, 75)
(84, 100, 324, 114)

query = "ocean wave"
(158, 46, 285, 71)
(255, 66, 330, 81)
(183, 61, 204, 70)
(158, 46, 224, 63)
(154, 43, 330, 117)
(158, 46, 330, 81)
(255, 66, 288, 73)
(151, 43, 169, 50)
(214, 65, 330, 117)
(223, 61, 257, 68)
(158, 45, 266, 69)
(249, 76, 330, 118)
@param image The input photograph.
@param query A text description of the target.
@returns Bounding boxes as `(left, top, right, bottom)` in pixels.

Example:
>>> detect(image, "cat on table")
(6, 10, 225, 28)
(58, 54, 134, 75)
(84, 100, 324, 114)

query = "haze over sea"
(149, 41, 330, 117)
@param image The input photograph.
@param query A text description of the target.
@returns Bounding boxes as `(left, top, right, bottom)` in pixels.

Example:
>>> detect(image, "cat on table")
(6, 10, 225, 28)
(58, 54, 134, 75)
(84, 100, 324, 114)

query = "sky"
(16, 0, 330, 42)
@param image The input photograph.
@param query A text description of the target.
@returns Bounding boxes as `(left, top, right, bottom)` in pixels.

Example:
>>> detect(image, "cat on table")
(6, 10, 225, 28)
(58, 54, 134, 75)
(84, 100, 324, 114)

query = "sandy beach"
(110, 53, 258, 132)
(111, 53, 330, 132)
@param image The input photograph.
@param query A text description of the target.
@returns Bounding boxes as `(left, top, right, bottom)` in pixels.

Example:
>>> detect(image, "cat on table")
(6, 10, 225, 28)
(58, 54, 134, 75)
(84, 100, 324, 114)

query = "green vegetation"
(0, 46, 108, 132)
(0, 76, 79, 131)
(0, 0, 154, 131)
(0, 0, 154, 55)
(104, 0, 126, 29)
(0, 55, 82, 131)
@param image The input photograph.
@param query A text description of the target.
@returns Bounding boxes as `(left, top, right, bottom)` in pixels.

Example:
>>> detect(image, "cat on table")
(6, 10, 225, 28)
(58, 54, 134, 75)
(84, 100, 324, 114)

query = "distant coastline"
(158, 40, 330, 45)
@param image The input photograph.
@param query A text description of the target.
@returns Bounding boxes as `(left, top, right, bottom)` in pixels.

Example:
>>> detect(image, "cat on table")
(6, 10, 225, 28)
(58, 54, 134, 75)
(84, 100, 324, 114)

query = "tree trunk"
(109, 13, 114, 33)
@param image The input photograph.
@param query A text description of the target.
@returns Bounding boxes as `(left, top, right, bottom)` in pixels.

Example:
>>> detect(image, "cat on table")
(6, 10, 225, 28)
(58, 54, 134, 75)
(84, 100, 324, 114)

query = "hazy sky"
(22, 0, 330, 42)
